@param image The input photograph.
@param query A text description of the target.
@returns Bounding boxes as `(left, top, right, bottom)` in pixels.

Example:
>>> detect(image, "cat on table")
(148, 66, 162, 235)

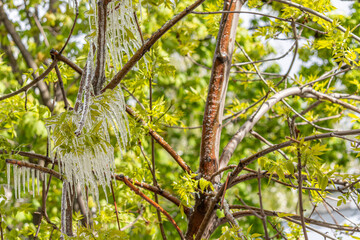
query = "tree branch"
(6, 159, 62, 179)
(114, 174, 190, 215)
(118, 174, 185, 240)
(273, 0, 360, 43)
(0, 61, 58, 102)
(0, 2, 52, 108)
(101, 0, 206, 92)
(126, 106, 192, 174)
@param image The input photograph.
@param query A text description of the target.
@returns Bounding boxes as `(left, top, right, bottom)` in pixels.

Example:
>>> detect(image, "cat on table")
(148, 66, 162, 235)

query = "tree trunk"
(186, 0, 245, 239)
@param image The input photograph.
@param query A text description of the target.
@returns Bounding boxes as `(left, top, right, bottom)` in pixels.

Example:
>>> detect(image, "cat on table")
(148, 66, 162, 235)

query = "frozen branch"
(102, 0, 206, 92)
(0, 150, 55, 164)
(6, 159, 62, 179)
(92, 0, 107, 95)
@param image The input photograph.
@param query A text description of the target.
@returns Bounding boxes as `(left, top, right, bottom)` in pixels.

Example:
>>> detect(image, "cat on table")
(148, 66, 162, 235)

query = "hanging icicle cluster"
(6, 164, 45, 199)
(45, 0, 133, 211)
(87, 0, 143, 71)
(46, 83, 129, 208)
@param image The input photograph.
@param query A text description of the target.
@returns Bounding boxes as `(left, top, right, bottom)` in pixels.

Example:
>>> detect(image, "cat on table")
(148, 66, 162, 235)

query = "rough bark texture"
(185, 0, 244, 239)
(199, 0, 244, 180)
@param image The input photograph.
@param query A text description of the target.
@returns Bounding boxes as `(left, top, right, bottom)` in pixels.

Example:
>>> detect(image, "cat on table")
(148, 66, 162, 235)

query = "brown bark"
(186, 0, 245, 239)
(199, 0, 244, 180)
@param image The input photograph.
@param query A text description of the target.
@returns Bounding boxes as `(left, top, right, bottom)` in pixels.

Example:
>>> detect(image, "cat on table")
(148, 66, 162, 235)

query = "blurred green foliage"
(0, 0, 360, 239)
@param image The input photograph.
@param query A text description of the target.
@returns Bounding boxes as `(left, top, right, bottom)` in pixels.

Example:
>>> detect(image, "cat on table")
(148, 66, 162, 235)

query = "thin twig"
(192, 11, 327, 35)
(250, 130, 289, 160)
(126, 105, 192, 173)
(0, 149, 55, 164)
(186, 53, 211, 70)
(0, 213, 3, 240)
(59, 0, 78, 54)
(232, 42, 296, 67)
(120, 206, 144, 231)
(273, 0, 360, 43)
(110, 181, 121, 231)
(118, 174, 184, 239)
(50, 49, 83, 75)
(114, 174, 190, 215)
(55, 65, 70, 109)
(133, 11, 144, 45)
(32, 14, 50, 47)
(296, 145, 308, 240)
(149, 76, 167, 240)
(257, 169, 269, 239)
(0, 61, 58, 102)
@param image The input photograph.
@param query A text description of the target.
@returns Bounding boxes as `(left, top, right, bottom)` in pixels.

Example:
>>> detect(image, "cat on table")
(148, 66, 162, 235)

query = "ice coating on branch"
(106, 0, 143, 70)
(87, 0, 143, 71)
(46, 79, 130, 210)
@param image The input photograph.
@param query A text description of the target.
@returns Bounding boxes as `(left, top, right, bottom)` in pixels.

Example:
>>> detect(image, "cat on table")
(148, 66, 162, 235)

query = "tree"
(1, 0, 360, 239)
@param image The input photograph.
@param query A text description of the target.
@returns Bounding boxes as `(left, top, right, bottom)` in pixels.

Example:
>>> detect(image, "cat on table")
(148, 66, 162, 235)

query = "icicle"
(16, 167, 21, 198)
(22, 167, 26, 194)
(27, 168, 30, 194)
(106, 0, 143, 71)
(13, 165, 17, 199)
(32, 169, 35, 198)
(37, 170, 40, 196)
(7, 164, 10, 189)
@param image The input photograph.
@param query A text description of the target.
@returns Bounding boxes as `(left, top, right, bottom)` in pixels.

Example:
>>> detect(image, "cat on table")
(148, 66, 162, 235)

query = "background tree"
(1, 0, 360, 239)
